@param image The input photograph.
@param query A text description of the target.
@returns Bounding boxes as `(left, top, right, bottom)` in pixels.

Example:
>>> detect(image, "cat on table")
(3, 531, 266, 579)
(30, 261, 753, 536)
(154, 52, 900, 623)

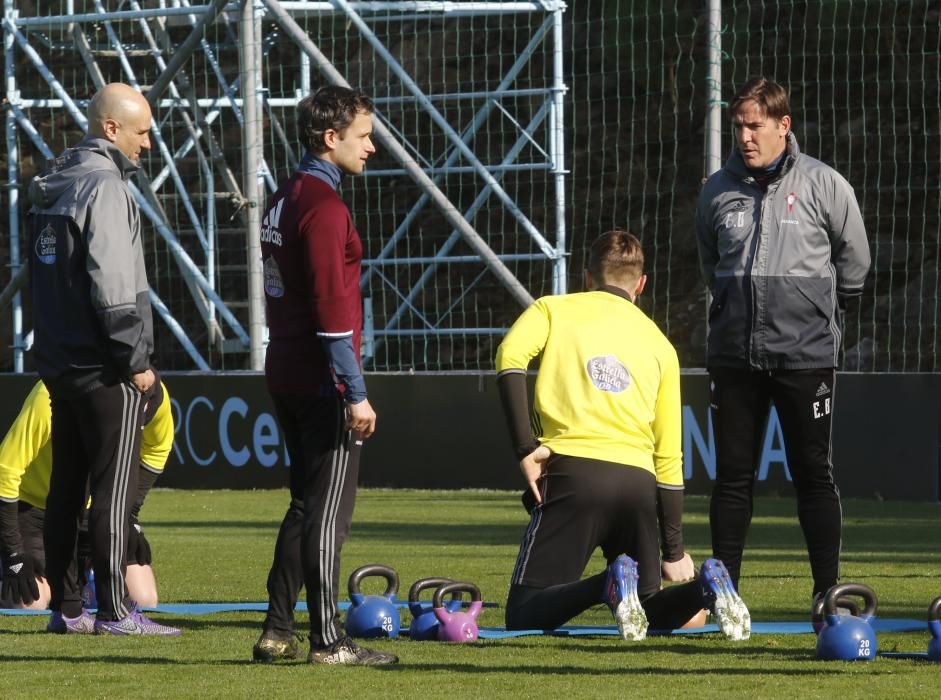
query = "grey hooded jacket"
(695, 133, 871, 370)
(28, 136, 154, 397)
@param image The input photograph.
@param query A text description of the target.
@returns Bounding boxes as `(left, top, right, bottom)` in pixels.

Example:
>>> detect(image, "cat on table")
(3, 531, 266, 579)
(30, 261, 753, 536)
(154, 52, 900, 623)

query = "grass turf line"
(1, 490, 940, 698)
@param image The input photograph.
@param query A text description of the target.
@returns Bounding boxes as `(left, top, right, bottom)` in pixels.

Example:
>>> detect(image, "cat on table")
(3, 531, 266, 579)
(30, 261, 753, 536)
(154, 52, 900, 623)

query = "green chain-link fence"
(2, 1, 938, 372)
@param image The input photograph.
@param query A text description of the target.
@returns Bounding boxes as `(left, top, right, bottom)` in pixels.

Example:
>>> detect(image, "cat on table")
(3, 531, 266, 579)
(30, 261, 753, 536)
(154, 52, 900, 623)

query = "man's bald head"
(87, 83, 153, 164)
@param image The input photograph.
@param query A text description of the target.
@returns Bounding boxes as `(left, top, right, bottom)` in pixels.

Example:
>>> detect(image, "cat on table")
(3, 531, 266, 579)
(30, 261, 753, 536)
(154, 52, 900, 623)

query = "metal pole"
(263, 0, 534, 308)
(0, 260, 27, 313)
(147, 0, 230, 106)
(549, 4, 568, 295)
(706, 0, 723, 177)
(704, 0, 722, 367)
(4, 0, 23, 371)
(241, 0, 266, 369)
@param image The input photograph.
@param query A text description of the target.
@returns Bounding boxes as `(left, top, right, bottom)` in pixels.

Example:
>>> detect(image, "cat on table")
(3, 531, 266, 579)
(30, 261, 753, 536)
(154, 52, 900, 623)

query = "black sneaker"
(252, 632, 303, 663)
(308, 636, 399, 666)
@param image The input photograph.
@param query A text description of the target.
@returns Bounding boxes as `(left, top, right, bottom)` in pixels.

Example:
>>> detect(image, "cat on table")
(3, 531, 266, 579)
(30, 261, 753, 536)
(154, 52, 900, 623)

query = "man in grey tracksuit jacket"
(24, 83, 173, 634)
(695, 77, 871, 603)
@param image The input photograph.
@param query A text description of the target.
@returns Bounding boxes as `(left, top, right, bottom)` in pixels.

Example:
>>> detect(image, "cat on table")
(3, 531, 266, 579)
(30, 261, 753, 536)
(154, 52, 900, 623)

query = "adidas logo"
(10, 562, 23, 574)
(816, 382, 830, 397)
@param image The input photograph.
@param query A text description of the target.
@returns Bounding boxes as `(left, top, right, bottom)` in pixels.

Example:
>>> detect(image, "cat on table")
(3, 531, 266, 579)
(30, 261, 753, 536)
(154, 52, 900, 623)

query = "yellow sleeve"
(139, 381, 174, 473)
(495, 299, 550, 372)
(0, 382, 52, 502)
(652, 344, 684, 487)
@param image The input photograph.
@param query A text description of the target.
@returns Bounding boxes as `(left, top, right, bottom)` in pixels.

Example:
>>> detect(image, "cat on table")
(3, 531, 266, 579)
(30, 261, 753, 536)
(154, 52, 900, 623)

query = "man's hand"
(127, 520, 153, 566)
(131, 368, 155, 393)
(519, 445, 551, 505)
(1, 552, 40, 605)
(661, 552, 695, 582)
(346, 398, 377, 438)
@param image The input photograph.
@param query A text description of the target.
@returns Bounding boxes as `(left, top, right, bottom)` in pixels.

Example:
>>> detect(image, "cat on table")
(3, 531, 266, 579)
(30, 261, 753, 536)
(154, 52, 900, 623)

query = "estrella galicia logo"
(35, 225, 57, 264)
(263, 256, 284, 298)
(586, 355, 631, 393)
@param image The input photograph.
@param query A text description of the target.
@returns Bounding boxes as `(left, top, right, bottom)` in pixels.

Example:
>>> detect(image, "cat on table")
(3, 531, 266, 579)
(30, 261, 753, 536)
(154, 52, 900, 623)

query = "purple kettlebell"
(433, 581, 482, 642)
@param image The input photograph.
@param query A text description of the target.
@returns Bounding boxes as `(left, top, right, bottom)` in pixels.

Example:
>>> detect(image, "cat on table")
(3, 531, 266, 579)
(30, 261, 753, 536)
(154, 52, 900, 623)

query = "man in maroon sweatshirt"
(252, 86, 395, 666)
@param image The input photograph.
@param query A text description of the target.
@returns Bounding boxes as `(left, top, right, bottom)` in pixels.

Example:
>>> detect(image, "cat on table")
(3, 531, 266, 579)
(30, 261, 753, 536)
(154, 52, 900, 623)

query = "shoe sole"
(253, 649, 301, 663)
(614, 559, 648, 641)
(308, 654, 398, 666)
(94, 624, 181, 636)
(702, 560, 751, 641)
(614, 597, 648, 641)
(55, 628, 95, 634)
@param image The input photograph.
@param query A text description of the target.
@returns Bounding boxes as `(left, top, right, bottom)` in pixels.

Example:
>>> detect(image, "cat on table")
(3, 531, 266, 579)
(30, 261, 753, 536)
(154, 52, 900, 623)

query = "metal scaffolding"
(1, 0, 568, 372)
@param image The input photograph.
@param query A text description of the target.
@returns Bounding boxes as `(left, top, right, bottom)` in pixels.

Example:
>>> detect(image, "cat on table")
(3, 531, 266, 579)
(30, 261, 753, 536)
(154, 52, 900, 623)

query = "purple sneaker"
(602, 555, 648, 641)
(47, 610, 96, 634)
(94, 605, 181, 636)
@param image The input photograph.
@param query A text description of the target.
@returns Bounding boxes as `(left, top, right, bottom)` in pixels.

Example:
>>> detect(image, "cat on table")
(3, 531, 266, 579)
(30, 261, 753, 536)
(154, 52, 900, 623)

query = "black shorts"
(511, 454, 662, 597)
(17, 502, 46, 577)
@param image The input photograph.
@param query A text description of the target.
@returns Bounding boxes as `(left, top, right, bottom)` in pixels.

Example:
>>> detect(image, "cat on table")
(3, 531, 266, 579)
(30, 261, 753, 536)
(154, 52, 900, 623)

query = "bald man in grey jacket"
(26, 83, 177, 635)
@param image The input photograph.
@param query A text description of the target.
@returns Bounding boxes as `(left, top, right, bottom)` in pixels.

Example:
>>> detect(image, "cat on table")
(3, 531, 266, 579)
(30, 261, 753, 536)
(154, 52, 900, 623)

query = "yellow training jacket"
(496, 290, 683, 487)
(0, 380, 174, 508)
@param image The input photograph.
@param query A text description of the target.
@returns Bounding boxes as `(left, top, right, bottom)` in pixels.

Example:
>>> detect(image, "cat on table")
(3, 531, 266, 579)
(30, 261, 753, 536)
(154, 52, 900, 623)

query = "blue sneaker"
(603, 555, 648, 641)
(94, 605, 181, 636)
(47, 610, 96, 634)
(700, 559, 750, 640)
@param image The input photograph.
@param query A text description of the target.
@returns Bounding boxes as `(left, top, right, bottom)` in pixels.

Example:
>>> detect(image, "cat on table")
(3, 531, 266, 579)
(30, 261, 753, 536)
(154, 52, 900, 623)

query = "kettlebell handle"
(812, 595, 860, 620)
(433, 581, 481, 610)
(409, 577, 461, 604)
(928, 596, 941, 622)
(348, 563, 399, 598)
(823, 582, 878, 620)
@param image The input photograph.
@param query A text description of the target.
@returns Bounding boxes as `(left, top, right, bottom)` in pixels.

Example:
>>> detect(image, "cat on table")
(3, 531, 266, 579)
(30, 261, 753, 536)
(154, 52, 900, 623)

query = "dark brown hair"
(297, 85, 374, 154)
(588, 230, 644, 286)
(729, 77, 791, 121)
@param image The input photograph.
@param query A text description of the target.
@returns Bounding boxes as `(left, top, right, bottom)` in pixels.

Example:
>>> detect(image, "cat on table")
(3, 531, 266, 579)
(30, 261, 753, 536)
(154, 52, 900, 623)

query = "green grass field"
(2, 489, 940, 698)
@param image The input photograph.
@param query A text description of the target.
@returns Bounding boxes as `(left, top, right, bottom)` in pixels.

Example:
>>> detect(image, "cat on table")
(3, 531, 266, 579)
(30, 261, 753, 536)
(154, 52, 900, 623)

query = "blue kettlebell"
(926, 596, 941, 661)
(816, 583, 878, 661)
(407, 577, 463, 641)
(345, 564, 401, 639)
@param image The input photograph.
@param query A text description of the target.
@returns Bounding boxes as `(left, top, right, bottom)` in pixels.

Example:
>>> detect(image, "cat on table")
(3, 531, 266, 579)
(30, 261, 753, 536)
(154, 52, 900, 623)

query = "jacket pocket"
(795, 281, 832, 322)
(708, 285, 727, 322)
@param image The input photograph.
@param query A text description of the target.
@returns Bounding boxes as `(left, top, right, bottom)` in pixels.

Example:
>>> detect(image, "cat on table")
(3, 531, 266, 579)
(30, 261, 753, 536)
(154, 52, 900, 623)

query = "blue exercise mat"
(0, 606, 926, 635)
(476, 618, 928, 638)
(0, 600, 498, 616)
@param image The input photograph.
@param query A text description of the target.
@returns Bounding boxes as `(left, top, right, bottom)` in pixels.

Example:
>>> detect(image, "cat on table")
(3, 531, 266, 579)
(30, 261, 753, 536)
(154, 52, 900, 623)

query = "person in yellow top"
(0, 379, 173, 612)
(496, 230, 750, 641)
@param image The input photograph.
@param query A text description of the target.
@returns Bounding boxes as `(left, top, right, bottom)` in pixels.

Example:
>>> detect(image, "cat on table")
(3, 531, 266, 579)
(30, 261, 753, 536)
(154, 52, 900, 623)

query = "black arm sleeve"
(656, 487, 684, 562)
(0, 500, 22, 558)
(131, 465, 161, 520)
(496, 371, 540, 460)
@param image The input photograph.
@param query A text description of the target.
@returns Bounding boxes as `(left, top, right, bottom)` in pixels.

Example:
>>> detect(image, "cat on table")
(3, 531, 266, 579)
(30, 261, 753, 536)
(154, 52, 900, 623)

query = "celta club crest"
(786, 192, 797, 213)
(263, 256, 284, 298)
(586, 355, 631, 393)
(35, 225, 57, 264)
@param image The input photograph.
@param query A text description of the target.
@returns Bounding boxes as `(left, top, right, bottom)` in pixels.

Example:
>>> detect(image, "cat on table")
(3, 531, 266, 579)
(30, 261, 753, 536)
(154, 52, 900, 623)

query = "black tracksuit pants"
(45, 382, 143, 621)
(262, 394, 360, 648)
(708, 367, 842, 597)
